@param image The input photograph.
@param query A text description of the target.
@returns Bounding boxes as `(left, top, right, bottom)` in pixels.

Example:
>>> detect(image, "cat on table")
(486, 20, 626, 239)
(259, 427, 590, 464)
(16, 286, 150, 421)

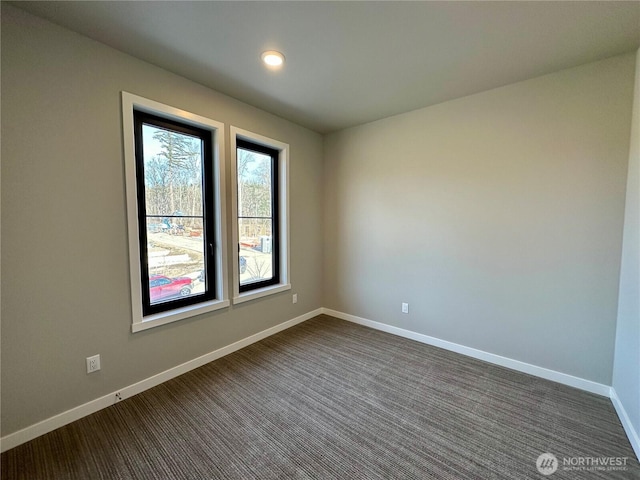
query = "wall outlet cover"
(86, 354, 101, 373)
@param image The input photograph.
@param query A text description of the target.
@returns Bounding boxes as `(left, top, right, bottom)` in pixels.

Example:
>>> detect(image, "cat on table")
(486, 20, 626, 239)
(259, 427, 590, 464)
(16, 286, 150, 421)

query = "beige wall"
(324, 54, 636, 385)
(1, 5, 324, 436)
(2, 2, 638, 442)
(613, 47, 640, 441)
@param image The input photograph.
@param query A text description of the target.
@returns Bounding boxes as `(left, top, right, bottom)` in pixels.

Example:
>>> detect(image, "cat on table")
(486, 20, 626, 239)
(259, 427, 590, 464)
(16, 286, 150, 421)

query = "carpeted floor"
(2, 315, 638, 479)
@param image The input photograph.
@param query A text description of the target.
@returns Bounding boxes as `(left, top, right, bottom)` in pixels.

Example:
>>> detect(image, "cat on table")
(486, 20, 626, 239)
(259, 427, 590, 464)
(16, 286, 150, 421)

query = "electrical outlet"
(292, 293, 298, 304)
(86, 354, 101, 374)
(401, 303, 409, 314)
(115, 392, 122, 402)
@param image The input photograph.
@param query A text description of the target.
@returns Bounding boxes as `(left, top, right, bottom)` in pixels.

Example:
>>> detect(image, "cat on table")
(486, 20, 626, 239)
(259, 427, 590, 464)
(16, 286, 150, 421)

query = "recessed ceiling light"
(261, 50, 285, 67)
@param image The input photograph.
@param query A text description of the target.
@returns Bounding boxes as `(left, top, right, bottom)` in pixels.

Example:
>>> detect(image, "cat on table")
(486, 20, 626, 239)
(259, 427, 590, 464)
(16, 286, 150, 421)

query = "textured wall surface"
(324, 54, 635, 385)
(613, 47, 640, 444)
(1, 5, 324, 436)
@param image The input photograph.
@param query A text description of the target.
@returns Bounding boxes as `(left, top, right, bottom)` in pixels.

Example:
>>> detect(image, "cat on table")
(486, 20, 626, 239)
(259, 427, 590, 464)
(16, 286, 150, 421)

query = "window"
(122, 93, 229, 332)
(134, 111, 215, 314)
(237, 140, 279, 291)
(231, 127, 290, 303)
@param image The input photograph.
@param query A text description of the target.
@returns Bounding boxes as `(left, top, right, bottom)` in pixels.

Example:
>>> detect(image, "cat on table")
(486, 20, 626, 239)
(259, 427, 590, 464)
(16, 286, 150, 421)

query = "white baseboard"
(321, 308, 640, 460)
(611, 388, 640, 461)
(321, 308, 611, 397)
(3, 307, 635, 461)
(0, 308, 322, 453)
(321, 308, 640, 461)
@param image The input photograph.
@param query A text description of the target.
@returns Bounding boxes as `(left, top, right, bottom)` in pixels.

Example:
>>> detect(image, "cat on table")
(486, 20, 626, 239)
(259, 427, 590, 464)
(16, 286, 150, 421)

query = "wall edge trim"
(321, 308, 611, 396)
(0, 308, 322, 453)
(611, 387, 640, 461)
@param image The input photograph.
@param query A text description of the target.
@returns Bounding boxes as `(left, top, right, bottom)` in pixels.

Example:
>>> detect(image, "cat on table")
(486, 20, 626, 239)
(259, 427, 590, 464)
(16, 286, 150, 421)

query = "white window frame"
(230, 126, 291, 304)
(122, 92, 229, 332)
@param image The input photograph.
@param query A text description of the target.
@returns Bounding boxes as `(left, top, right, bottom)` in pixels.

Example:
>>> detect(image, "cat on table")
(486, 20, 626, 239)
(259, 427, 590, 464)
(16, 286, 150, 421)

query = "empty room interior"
(2, 1, 640, 478)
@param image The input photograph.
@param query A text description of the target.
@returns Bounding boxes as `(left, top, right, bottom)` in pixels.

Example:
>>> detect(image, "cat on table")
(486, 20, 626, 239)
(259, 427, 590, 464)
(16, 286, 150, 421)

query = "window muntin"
(236, 139, 279, 292)
(134, 111, 216, 316)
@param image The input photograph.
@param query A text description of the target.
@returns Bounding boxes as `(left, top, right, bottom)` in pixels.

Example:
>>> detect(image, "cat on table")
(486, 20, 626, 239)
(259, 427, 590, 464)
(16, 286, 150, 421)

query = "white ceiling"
(12, 1, 640, 133)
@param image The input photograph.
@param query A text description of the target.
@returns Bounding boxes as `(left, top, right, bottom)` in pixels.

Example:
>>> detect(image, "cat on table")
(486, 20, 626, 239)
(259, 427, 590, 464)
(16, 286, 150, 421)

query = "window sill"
(233, 283, 291, 305)
(132, 299, 230, 333)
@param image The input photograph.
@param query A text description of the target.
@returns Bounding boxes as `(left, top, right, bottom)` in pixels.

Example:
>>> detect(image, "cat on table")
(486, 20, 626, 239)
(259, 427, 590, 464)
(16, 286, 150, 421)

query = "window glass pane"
(146, 217, 206, 305)
(142, 124, 203, 217)
(141, 123, 207, 306)
(237, 148, 272, 218)
(239, 218, 273, 286)
(237, 146, 275, 288)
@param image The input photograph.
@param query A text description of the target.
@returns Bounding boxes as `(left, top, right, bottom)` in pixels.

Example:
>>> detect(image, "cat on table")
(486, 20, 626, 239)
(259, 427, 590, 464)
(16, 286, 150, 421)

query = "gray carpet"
(2, 315, 638, 479)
